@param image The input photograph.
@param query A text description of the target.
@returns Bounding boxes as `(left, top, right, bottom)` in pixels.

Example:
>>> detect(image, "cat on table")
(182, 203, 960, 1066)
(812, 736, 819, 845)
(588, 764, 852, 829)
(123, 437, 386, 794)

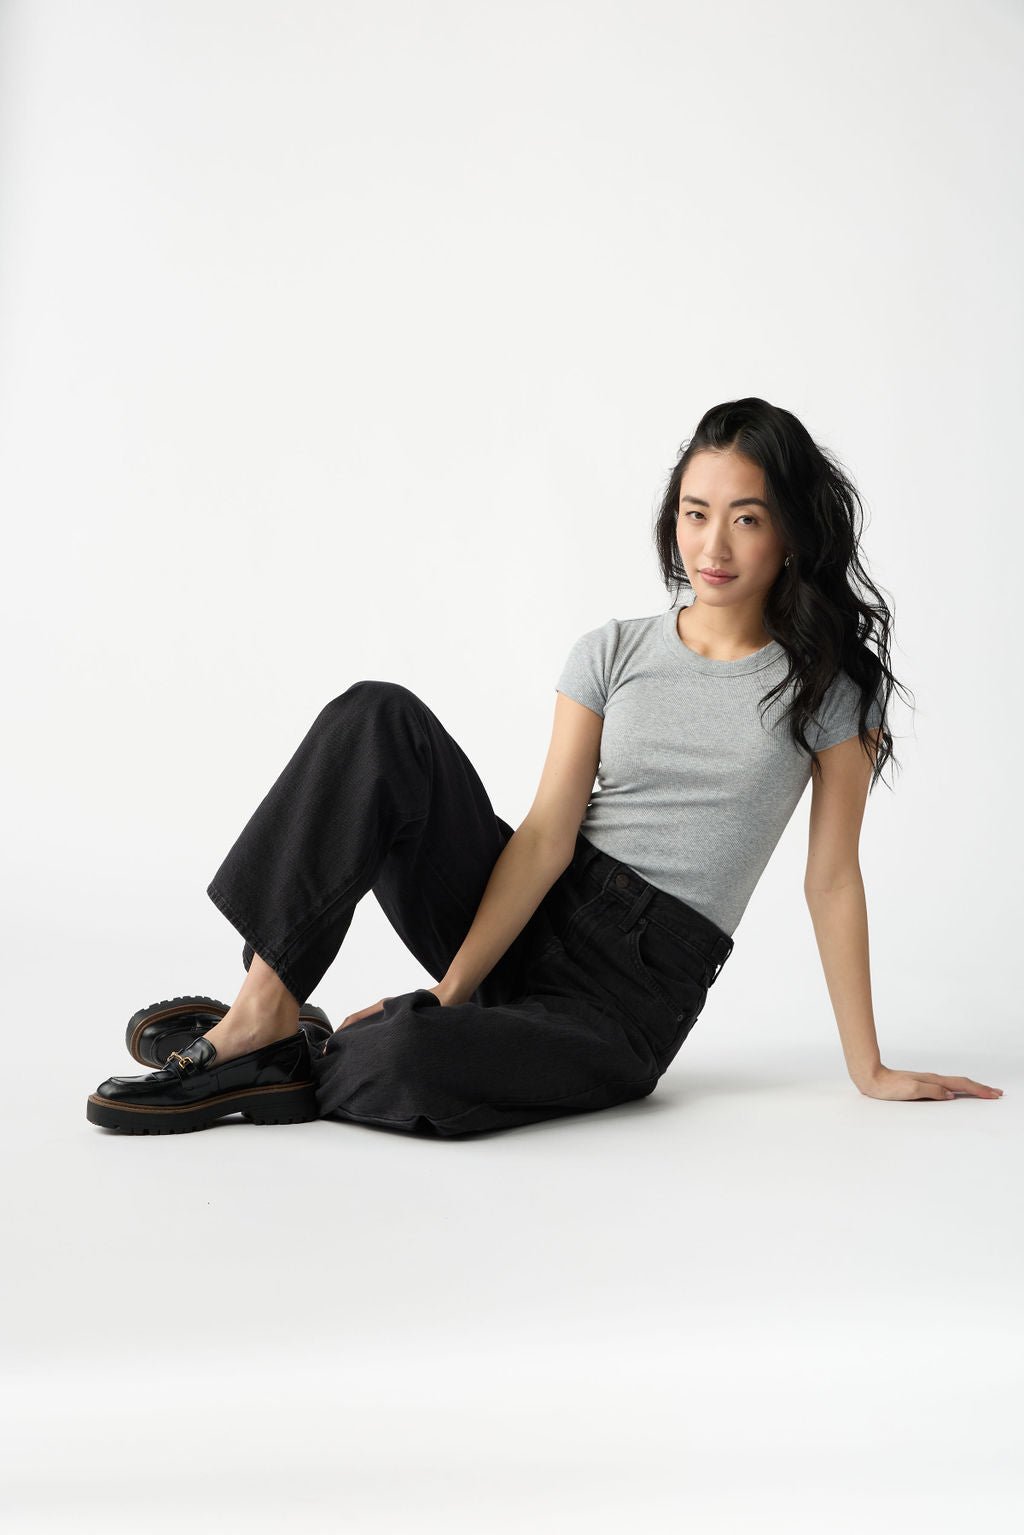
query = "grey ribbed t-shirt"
(555, 600, 882, 937)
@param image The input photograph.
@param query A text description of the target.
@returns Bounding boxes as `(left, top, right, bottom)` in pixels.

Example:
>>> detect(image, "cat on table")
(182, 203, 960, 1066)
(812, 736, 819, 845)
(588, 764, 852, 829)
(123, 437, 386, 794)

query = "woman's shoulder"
(568, 607, 667, 644)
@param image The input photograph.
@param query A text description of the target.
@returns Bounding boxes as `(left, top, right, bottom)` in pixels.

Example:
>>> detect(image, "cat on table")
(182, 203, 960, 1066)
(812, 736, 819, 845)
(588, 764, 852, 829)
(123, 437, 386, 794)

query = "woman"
(86, 397, 1002, 1136)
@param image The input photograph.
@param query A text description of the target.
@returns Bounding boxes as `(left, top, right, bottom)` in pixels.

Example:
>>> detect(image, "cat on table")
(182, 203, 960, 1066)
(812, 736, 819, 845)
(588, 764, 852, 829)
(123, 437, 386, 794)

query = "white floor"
(4, 917, 1019, 1535)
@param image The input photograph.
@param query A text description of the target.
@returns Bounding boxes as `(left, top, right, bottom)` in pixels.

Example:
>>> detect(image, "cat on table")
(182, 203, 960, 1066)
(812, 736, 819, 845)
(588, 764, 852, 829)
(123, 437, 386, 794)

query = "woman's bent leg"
(205, 680, 520, 1006)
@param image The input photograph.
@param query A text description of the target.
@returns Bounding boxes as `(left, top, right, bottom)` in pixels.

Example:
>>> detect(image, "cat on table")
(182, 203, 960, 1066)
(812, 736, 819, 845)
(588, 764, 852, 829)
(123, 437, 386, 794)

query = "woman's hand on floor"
(855, 1065, 1003, 1101)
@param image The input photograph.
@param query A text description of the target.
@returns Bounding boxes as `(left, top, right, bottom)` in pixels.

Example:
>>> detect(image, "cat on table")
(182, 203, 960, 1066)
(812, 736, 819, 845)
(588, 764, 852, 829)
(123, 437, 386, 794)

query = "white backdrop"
(1, 2, 1021, 1531)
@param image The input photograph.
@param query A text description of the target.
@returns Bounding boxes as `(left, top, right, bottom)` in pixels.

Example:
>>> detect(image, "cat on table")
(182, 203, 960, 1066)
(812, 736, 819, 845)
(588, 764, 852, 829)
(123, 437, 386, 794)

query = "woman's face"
(676, 449, 789, 606)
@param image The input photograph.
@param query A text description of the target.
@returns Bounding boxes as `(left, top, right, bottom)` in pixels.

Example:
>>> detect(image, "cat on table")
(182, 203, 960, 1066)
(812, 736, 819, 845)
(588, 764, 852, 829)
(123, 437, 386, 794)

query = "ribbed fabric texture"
(555, 601, 882, 936)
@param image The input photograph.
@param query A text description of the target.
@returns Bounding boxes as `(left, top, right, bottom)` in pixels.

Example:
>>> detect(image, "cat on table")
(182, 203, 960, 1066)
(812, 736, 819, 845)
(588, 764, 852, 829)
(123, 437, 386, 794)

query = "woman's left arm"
(804, 731, 1002, 1103)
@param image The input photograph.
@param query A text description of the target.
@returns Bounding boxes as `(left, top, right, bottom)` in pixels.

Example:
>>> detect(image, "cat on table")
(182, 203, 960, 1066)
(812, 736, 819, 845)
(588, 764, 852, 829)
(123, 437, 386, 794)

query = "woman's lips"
(700, 570, 737, 583)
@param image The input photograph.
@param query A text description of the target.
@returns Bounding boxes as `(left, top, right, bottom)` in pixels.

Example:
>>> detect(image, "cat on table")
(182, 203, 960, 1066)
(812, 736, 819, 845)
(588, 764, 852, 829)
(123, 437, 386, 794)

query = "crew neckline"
(660, 600, 785, 675)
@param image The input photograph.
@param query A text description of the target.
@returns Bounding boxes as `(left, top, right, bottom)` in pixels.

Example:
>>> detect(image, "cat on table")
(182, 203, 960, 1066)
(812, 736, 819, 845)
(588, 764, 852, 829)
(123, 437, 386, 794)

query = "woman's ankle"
(203, 996, 300, 1061)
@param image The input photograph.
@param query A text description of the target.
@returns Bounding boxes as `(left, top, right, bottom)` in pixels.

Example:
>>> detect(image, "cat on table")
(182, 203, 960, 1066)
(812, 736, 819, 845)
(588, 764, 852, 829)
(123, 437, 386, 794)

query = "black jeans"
(206, 680, 734, 1138)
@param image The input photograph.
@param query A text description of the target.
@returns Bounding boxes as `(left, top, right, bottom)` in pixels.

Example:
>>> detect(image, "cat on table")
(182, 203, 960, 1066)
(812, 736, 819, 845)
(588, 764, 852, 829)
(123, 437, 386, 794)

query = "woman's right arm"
(437, 692, 603, 1005)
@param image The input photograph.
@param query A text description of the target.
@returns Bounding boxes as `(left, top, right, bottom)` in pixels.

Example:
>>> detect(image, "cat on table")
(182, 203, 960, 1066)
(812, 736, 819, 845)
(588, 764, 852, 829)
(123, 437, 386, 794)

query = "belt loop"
(616, 883, 655, 932)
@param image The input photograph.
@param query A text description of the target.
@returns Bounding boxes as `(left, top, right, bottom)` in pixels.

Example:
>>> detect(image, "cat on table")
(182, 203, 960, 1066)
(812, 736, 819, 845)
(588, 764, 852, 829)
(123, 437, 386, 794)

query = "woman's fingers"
(939, 1076, 1002, 1098)
(337, 998, 389, 1030)
(916, 1073, 1003, 1099)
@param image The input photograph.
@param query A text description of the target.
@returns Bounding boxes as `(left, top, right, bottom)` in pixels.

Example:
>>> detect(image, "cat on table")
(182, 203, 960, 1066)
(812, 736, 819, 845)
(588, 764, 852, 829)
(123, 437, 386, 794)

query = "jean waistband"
(570, 832, 735, 985)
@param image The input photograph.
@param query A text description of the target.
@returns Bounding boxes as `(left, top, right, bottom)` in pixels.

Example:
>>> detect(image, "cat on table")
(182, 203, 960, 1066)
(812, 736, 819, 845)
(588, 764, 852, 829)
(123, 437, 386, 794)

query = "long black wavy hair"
(653, 397, 910, 791)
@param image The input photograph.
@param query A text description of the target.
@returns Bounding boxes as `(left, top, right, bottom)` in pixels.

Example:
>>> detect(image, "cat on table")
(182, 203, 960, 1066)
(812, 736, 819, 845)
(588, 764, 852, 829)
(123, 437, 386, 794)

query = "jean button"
(614, 872, 630, 888)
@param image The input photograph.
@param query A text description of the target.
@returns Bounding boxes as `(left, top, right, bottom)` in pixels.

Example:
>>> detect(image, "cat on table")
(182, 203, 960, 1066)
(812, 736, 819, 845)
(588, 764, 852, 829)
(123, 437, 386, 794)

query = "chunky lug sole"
(125, 993, 332, 1069)
(86, 1078, 320, 1134)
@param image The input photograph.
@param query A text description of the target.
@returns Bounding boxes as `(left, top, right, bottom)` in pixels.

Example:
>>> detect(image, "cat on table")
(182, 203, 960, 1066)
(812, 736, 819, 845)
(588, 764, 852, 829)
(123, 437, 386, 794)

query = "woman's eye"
(682, 510, 758, 526)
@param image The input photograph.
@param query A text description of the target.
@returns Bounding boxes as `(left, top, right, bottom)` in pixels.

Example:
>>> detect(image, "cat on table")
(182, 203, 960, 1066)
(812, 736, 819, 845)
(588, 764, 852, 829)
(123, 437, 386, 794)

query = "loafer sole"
(125, 994, 332, 1069)
(86, 1078, 320, 1134)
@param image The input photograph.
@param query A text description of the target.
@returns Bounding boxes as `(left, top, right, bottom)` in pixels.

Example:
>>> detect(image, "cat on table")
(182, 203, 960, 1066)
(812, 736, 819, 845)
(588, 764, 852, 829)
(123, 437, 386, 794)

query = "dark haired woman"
(87, 398, 1002, 1135)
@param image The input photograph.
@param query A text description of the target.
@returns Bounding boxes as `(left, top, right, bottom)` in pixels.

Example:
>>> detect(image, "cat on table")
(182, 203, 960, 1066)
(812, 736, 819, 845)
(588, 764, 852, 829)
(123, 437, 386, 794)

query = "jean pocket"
(628, 916, 708, 1021)
(539, 885, 611, 962)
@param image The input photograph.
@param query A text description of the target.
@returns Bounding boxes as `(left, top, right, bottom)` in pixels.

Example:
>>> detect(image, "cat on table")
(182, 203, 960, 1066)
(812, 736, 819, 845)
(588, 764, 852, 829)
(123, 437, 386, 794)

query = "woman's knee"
(319, 678, 424, 723)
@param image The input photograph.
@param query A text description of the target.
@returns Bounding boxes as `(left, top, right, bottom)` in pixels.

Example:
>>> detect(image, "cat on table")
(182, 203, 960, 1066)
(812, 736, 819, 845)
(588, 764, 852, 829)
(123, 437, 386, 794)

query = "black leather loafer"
(125, 993, 333, 1069)
(87, 1030, 320, 1134)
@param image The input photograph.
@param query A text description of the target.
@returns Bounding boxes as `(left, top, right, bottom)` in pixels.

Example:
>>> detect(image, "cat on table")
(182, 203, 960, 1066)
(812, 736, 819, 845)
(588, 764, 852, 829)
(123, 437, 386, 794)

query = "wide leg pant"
(206, 680, 734, 1138)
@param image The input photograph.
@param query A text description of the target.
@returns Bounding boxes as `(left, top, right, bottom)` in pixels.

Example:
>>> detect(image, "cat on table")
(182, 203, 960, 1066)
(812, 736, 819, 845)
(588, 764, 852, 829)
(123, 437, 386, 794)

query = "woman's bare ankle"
(202, 994, 300, 1062)
(200, 955, 302, 1063)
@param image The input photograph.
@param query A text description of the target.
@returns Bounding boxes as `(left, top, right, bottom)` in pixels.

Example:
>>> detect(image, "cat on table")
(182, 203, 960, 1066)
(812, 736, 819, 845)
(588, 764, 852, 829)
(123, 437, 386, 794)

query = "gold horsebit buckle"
(166, 1049, 198, 1074)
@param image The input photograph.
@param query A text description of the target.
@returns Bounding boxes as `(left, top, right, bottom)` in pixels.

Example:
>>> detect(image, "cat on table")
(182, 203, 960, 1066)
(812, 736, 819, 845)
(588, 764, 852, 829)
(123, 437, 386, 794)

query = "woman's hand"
(856, 1065, 1003, 1101)
(334, 998, 392, 1032)
(332, 982, 455, 1033)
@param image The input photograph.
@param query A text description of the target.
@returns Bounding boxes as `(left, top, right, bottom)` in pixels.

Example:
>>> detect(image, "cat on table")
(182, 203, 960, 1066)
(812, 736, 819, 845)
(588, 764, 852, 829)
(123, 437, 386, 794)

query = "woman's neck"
(677, 598, 773, 661)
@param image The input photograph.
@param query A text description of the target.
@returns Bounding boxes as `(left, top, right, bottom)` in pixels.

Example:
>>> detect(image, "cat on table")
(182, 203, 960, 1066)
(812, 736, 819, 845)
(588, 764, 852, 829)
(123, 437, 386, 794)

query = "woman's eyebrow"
(680, 495, 770, 510)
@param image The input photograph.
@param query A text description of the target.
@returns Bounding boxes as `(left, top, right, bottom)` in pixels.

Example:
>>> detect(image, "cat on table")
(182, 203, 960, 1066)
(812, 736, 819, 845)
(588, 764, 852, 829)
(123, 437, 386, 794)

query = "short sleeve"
(812, 669, 884, 751)
(554, 620, 617, 718)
